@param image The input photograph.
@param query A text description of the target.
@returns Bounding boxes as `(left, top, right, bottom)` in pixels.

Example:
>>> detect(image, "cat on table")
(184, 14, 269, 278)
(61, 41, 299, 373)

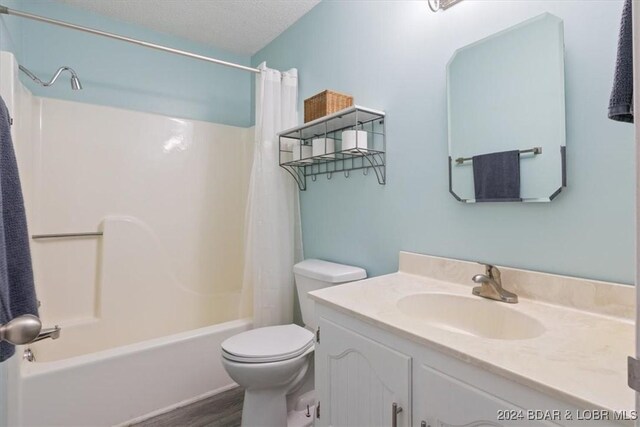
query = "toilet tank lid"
(293, 259, 366, 283)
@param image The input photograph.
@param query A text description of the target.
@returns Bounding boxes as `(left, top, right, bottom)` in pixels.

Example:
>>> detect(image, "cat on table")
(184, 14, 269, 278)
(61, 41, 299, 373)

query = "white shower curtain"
(240, 62, 303, 327)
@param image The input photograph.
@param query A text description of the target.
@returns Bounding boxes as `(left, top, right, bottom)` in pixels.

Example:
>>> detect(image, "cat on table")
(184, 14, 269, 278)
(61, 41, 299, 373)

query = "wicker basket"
(304, 90, 354, 123)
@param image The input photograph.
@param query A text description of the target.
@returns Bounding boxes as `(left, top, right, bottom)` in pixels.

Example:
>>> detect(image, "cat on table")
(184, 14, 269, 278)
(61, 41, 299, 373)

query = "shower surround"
(0, 51, 254, 425)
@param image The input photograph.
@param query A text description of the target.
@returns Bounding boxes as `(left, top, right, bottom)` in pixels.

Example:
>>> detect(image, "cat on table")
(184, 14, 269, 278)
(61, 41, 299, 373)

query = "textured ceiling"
(54, 0, 320, 55)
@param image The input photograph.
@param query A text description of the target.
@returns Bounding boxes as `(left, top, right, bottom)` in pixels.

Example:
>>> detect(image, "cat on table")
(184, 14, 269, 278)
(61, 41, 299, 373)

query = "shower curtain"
(241, 63, 303, 327)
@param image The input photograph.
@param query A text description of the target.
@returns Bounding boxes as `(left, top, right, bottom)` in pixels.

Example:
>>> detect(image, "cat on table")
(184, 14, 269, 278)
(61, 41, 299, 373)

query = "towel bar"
(31, 231, 103, 240)
(455, 147, 542, 165)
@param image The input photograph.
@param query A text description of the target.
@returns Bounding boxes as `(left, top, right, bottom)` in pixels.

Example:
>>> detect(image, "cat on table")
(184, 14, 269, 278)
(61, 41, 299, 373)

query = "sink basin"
(396, 293, 545, 340)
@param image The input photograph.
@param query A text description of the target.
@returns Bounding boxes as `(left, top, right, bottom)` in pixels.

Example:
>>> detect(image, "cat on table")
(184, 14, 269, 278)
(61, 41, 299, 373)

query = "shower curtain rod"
(0, 4, 261, 74)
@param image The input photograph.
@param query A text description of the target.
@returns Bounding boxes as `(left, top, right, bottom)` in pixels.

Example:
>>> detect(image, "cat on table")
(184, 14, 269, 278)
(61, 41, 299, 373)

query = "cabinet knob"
(392, 402, 403, 427)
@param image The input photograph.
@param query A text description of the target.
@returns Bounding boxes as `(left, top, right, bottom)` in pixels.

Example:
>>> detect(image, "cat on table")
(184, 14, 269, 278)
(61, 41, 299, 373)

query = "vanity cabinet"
(414, 364, 559, 427)
(314, 305, 625, 427)
(314, 318, 411, 427)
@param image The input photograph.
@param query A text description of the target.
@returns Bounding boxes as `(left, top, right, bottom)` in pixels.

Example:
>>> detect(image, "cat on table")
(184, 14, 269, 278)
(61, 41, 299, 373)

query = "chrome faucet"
(472, 263, 518, 304)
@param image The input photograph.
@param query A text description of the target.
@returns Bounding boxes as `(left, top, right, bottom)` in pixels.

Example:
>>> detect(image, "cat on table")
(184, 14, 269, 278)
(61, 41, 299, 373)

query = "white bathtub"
(0, 51, 254, 427)
(7, 318, 251, 426)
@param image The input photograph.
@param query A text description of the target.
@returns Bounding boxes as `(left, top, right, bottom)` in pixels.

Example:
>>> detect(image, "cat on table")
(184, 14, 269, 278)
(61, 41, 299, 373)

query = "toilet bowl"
(222, 324, 314, 426)
(221, 259, 366, 427)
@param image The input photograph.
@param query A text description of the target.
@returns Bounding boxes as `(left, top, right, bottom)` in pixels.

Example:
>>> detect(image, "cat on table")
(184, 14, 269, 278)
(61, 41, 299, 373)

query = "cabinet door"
(414, 364, 561, 427)
(315, 318, 411, 427)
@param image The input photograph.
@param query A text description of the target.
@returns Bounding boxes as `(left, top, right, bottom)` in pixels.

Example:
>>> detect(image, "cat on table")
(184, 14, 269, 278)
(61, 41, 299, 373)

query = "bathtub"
(0, 51, 255, 427)
(7, 318, 252, 426)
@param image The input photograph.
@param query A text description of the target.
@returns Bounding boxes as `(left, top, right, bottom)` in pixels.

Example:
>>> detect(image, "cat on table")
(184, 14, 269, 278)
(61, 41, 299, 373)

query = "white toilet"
(221, 259, 366, 427)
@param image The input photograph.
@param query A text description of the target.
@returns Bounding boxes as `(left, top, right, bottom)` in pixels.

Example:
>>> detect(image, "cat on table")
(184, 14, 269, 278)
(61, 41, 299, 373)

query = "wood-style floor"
(131, 387, 244, 427)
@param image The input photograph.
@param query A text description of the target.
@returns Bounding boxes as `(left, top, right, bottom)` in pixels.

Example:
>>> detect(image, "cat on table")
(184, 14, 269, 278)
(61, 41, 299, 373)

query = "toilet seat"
(221, 324, 314, 363)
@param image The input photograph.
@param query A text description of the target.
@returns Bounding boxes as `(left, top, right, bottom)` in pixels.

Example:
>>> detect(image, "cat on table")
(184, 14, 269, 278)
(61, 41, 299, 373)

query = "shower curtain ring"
(327, 172, 332, 180)
(311, 175, 317, 182)
(344, 170, 350, 178)
(363, 168, 369, 176)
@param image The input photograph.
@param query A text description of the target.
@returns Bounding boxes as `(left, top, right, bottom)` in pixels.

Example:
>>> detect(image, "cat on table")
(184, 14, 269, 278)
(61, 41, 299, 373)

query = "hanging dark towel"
(0, 96, 38, 362)
(472, 150, 521, 202)
(609, 0, 634, 123)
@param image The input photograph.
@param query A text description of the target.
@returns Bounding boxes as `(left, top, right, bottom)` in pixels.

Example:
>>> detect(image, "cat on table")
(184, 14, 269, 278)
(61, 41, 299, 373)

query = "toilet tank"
(294, 259, 366, 331)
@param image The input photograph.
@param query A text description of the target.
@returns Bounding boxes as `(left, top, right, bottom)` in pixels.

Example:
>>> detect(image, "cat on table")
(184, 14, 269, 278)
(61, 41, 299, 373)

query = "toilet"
(221, 259, 366, 427)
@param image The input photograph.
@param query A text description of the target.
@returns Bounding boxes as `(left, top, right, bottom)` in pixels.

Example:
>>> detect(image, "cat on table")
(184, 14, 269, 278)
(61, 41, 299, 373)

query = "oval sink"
(396, 293, 545, 340)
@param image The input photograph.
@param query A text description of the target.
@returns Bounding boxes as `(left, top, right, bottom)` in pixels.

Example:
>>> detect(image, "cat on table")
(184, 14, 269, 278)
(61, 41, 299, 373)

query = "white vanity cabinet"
(414, 364, 562, 427)
(314, 318, 411, 427)
(314, 305, 625, 427)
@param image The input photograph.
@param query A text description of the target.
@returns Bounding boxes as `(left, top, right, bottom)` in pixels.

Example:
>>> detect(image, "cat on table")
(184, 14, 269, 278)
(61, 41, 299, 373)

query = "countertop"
(309, 253, 634, 414)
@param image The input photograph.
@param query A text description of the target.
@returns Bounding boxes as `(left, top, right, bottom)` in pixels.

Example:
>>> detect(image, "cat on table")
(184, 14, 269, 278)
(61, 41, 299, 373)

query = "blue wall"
(253, 0, 635, 284)
(0, 1, 634, 284)
(0, 0, 252, 126)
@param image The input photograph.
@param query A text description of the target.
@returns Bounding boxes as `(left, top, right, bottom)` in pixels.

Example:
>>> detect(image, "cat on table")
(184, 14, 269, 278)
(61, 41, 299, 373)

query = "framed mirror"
(447, 13, 566, 203)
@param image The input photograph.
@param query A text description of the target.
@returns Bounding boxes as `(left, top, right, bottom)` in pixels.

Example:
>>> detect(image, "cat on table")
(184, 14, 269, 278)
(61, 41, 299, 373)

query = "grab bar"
(32, 231, 103, 240)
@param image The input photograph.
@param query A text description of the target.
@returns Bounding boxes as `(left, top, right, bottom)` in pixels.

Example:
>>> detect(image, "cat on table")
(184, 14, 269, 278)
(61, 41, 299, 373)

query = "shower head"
(19, 64, 83, 91)
(70, 74, 82, 90)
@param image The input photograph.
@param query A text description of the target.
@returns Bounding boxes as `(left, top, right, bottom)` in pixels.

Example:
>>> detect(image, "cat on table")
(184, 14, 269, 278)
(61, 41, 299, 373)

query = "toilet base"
(239, 365, 312, 427)
(241, 387, 289, 427)
(241, 388, 315, 427)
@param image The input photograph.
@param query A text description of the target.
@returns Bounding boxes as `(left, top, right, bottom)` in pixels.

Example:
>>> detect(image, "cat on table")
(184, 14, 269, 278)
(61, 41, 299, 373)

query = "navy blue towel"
(0, 96, 38, 362)
(609, 0, 633, 123)
(472, 150, 521, 202)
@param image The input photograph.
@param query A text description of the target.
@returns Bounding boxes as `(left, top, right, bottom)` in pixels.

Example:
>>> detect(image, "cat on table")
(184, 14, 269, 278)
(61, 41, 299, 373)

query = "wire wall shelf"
(279, 105, 386, 190)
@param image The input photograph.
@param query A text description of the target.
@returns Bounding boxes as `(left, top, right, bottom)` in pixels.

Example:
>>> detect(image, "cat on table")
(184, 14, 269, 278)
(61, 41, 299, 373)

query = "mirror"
(447, 13, 566, 203)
